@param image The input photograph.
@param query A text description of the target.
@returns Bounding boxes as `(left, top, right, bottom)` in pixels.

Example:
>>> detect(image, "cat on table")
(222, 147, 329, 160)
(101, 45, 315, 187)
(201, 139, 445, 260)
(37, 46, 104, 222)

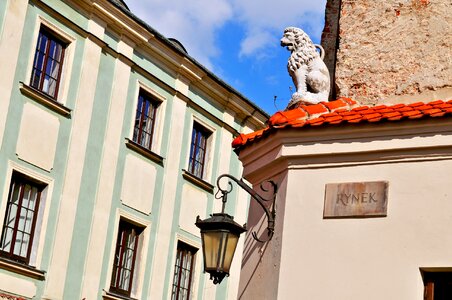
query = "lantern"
(195, 174, 277, 284)
(195, 213, 246, 284)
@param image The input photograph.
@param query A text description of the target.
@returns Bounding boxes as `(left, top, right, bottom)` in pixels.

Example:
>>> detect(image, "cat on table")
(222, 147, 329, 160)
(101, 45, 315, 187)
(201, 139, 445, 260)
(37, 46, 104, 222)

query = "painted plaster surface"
(133, 50, 177, 89)
(148, 95, 187, 299)
(238, 119, 452, 300)
(43, 0, 89, 28)
(16, 103, 59, 171)
(226, 178, 250, 299)
(62, 49, 116, 300)
(179, 184, 208, 236)
(0, 0, 27, 147)
(121, 153, 157, 214)
(81, 57, 132, 299)
(0, 0, 8, 32)
(238, 174, 287, 300)
(0, 272, 36, 299)
(43, 37, 102, 300)
(278, 161, 452, 300)
(188, 89, 224, 121)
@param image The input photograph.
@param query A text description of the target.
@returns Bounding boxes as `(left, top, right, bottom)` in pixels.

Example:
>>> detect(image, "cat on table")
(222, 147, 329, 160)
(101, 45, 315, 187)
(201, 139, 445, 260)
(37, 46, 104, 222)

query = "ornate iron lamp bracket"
(215, 174, 277, 243)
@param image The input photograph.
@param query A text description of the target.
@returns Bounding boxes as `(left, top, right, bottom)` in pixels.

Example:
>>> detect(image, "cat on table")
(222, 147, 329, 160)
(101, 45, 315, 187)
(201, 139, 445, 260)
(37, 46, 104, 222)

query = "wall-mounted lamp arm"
(216, 174, 277, 242)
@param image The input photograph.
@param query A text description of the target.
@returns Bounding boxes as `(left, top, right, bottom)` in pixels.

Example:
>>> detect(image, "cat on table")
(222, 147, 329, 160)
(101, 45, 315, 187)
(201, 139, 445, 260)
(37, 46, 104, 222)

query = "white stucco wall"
(278, 160, 452, 300)
(16, 103, 60, 171)
(238, 119, 452, 300)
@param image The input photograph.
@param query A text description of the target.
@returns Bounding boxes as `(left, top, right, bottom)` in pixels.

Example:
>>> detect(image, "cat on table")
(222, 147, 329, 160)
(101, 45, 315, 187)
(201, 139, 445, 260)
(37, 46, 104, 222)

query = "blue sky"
(126, 0, 327, 115)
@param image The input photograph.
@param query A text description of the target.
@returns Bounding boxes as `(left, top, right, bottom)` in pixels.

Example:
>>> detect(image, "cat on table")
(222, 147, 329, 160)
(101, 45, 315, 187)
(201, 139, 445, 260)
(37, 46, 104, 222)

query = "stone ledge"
(19, 83, 71, 117)
(0, 257, 45, 281)
(102, 290, 138, 300)
(125, 138, 164, 166)
(182, 170, 214, 193)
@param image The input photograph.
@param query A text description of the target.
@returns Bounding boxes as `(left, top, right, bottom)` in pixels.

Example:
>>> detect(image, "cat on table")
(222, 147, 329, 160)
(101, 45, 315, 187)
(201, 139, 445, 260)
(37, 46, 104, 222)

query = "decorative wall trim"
(182, 170, 214, 193)
(102, 290, 138, 300)
(0, 258, 45, 280)
(125, 138, 164, 165)
(19, 83, 71, 117)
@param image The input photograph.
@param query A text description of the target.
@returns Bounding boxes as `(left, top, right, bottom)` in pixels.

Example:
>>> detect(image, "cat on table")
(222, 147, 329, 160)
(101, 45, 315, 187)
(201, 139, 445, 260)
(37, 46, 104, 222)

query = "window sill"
(19, 82, 71, 117)
(125, 139, 164, 166)
(102, 290, 138, 300)
(182, 170, 214, 193)
(0, 257, 45, 280)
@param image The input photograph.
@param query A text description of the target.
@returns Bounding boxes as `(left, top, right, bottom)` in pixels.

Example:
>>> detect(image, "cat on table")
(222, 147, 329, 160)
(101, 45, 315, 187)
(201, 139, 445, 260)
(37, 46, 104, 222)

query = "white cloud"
(126, 0, 233, 69)
(125, 0, 326, 68)
(239, 30, 275, 58)
(231, 0, 327, 57)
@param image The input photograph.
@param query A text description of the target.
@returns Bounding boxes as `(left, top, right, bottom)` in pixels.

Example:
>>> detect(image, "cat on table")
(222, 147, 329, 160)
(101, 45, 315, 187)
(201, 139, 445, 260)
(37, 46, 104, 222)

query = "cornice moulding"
(42, 0, 267, 129)
(88, 0, 268, 125)
(239, 119, 452, 180)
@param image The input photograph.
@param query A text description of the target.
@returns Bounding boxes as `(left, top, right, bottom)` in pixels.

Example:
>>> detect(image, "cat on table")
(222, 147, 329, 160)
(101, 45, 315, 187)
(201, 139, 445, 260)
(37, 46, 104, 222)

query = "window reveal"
(188, 122, 211, 179)
(133, 92, 159, 150)
(30, 27, 66, 99)
(0, 174, 44, 264)
(423, 271, 452, 300)
(110, 220, 141, 297)
(171, 242, 198, 300)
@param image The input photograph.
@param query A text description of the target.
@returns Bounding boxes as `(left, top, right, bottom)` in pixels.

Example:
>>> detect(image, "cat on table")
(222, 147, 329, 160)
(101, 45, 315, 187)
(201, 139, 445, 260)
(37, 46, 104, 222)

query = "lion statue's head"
(280, 27, 319, 73)
(280, 26, 330, 107)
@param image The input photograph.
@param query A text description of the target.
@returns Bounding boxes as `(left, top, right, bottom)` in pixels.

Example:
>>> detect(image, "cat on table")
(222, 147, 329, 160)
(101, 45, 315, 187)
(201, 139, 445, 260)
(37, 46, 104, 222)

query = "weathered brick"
(321, 0, 451, 105)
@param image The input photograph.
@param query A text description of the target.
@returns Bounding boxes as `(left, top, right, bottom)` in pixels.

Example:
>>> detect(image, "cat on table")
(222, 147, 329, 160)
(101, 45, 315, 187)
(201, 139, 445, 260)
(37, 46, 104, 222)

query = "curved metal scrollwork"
(216, 174, 277, 243)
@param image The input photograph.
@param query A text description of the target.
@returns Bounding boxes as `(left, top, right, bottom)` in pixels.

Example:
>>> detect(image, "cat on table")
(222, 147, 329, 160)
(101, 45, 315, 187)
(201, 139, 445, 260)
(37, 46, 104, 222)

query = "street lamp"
(195, 174, 277, 284)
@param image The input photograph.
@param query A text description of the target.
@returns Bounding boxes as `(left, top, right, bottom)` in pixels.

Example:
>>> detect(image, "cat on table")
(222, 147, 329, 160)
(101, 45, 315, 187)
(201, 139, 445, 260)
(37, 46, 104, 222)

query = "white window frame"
(104, 209, 151, 299)
(26, 16, 76, 106)
(186, 116, 216, 182)
(0, 162, 54, 269)
(169, 235, 201, 300)
(129, 81, 166, 154)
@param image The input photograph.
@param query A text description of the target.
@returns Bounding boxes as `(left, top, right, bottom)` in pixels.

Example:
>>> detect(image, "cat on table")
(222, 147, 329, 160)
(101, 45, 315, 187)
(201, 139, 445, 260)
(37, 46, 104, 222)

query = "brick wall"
(321, 0, 341, 100)
(321, 0, 452, 105)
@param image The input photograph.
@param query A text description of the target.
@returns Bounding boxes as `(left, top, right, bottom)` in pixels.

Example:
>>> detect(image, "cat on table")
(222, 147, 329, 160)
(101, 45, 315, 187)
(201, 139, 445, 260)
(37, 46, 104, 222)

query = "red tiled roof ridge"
(232, 98, 452, 150)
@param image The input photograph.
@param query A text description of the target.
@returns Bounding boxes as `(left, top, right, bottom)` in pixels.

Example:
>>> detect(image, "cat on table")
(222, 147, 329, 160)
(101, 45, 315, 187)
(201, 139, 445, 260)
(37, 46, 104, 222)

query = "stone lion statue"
(281, 27, 330, 107)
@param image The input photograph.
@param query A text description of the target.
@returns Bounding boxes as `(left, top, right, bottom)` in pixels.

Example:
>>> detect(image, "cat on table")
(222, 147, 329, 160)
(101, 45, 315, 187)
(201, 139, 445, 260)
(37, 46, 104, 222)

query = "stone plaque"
(323, 181, 388, 218)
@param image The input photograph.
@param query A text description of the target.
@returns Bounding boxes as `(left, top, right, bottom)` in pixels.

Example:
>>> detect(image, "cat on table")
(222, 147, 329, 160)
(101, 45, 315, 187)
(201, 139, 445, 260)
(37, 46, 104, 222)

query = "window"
(30, 26, 66, 99)
(0, 173, 45, 264)
(110, 220, 142, 297)
(132, 91, 159, 150)
(423, 271, 452, 300)
(188, 122, 211, 179)
(171, 241, 198, 300)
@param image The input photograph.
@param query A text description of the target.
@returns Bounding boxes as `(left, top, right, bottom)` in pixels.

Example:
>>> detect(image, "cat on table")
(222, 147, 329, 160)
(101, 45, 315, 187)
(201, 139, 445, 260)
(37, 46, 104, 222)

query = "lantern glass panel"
(222, 233, 239, 273)
(202, 231, 222, 270)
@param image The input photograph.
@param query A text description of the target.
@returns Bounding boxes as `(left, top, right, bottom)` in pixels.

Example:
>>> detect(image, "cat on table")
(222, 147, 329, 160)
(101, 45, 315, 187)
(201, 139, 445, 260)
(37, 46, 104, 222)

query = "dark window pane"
(423, 272, 452, 300)
(188, 123, 211, 178)
(132, 91, 159, 150)
(110, 220, 142, 297)
(30, 27, 66, 100)
(0, 173, 44, 264)
(171, 242, 197, 300)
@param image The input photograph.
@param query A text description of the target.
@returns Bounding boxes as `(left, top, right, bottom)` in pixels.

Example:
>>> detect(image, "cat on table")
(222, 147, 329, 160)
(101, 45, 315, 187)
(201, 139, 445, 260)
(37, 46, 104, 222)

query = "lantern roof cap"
(195, 213, 247, 235)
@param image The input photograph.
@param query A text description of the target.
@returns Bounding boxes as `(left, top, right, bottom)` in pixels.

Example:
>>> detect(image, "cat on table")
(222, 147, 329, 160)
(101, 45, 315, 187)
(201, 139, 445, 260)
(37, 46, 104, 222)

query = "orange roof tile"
(232, 98, 452, 150)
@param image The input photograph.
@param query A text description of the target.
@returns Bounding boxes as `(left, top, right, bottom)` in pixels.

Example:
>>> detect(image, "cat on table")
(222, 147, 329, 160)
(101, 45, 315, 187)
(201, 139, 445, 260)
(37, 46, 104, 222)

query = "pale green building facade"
(0, 1, 267, 299)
